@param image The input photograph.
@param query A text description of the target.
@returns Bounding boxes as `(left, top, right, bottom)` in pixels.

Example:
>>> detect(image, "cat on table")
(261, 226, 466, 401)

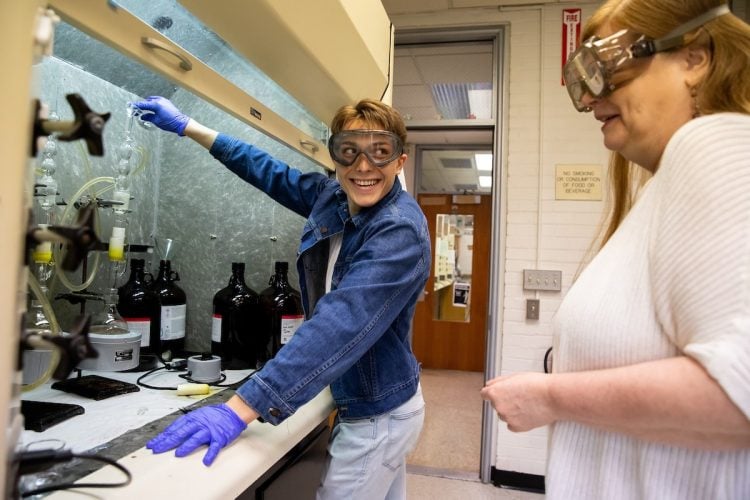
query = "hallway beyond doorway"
(408, 369, 484, 475)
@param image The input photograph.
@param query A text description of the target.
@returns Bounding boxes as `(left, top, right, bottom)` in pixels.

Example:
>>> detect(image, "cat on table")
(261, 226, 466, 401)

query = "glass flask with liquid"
(118, 258, 161, 357)
(150, 259, 187, 357)
(212, 262, 261, 369)
(259, 261, 304, 364)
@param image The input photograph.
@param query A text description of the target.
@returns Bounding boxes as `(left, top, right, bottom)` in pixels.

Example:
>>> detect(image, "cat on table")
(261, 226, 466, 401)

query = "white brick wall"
(391, 1, 609, 477)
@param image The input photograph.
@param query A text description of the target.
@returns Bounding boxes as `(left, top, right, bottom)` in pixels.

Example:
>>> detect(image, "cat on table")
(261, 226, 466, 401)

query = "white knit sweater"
(547, 113, 750, 500)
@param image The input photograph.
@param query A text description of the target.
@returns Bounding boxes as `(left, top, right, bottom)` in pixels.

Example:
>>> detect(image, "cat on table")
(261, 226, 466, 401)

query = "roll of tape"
(187, 354, 222, 383)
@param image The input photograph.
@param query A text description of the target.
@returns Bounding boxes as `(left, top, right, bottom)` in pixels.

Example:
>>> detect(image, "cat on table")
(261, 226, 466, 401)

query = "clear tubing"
(53, 176, 114, 292)
(22, 269, 62, 392)
(59, 176, 115, 226)
(27, 269, 60, 335)
(53, 103, 150, 292)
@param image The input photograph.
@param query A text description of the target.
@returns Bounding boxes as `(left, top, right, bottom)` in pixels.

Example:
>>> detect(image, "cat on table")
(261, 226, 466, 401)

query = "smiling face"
(335, 119, 406, 215)
(580, 24, 708, 171)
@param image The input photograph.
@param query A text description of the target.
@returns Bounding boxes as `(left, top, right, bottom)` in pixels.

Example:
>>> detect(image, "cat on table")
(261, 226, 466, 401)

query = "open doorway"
(392, 30, 504, 481)
(408, 188, 492, 478)
(405, 140, 494, 479)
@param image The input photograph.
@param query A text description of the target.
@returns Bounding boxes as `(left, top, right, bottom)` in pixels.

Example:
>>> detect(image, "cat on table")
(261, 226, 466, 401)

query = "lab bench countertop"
(19, 367, 334, 499)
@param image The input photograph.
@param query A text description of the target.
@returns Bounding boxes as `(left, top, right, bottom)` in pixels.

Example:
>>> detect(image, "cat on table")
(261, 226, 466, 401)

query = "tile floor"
(406, 369, 545, 498)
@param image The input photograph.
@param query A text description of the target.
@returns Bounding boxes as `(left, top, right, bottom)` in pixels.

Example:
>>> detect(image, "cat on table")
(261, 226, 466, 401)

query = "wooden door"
(412, 194, 492, 371)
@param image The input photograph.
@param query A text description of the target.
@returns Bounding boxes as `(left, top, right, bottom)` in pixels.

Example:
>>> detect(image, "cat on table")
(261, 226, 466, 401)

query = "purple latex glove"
(130, 96, 190, 136)
(146, 403, 247, 466)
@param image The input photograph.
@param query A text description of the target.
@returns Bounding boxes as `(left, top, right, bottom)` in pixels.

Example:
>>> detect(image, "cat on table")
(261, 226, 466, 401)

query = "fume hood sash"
(47, 0, 334, 171)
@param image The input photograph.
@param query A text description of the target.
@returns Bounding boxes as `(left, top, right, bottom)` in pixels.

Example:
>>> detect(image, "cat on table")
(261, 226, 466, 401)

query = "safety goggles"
(328, 130, 404, 167)
(563, 4, 730, 112)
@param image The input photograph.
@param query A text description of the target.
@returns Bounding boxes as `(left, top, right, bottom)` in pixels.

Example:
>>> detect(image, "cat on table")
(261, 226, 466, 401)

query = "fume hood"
(2, 0, 392, 497)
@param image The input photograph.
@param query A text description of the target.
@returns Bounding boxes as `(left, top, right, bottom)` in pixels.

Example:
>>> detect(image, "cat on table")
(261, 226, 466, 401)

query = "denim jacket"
(210, 134, 431, 424)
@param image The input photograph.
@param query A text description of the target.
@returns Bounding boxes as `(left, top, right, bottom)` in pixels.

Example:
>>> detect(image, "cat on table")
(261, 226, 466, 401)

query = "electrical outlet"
(526, 299, 540, 320)
(523, 269, 562, 291)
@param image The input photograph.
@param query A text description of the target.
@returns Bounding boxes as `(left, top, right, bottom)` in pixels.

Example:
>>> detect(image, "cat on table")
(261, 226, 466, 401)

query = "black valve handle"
(19, 315, 98, 381)
(32, 93, 111, 156)
(47, 315, 98, 380)
(26, 204, 100, 272)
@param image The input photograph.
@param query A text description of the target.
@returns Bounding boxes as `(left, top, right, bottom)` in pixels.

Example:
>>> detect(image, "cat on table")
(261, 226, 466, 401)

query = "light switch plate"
(523, 269, 562, 291)
(526, 299, 540, 320)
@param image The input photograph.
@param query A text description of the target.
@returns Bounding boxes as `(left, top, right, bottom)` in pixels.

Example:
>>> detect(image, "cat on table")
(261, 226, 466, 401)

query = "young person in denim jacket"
(133, 96, 430, 499)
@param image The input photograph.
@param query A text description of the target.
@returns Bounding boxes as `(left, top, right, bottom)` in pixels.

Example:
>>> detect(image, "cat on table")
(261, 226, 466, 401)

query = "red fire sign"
(562, 8, 582, 85)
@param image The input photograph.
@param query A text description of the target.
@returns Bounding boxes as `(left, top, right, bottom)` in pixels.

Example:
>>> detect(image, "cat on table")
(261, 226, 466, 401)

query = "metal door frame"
(397, 25, 509, 483)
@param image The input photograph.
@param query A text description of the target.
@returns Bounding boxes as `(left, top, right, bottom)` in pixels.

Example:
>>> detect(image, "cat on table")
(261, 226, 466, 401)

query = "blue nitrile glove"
(130, 96, 190, 136)
(146, 403, 247, 466)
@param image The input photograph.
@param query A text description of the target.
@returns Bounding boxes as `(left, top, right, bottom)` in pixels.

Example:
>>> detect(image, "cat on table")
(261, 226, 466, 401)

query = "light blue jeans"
(317, 385, 425, 500)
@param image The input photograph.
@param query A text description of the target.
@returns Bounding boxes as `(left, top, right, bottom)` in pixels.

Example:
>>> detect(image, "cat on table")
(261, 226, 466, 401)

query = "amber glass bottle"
(212, 262, 261, 369)
(259, 261, 304, 364)
(117, 258, 161, 356)
(150, 259, 186, 357)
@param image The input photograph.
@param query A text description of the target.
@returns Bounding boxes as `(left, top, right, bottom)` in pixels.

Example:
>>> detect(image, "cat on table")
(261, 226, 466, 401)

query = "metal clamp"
(141, 37, 192, 71)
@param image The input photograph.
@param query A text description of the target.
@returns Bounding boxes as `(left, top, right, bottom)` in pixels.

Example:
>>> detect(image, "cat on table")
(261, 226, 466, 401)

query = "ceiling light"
(468, 88, 492, 119)
(475, 153, 493, 171)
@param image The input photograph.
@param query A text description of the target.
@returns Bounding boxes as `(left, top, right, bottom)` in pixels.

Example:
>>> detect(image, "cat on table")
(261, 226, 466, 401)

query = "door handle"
(141, 37, 193, 71)
(299, 139, 319, 153)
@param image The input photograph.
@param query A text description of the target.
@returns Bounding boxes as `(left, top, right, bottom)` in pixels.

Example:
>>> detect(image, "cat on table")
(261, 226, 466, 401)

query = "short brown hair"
(329, 99, 407, 146)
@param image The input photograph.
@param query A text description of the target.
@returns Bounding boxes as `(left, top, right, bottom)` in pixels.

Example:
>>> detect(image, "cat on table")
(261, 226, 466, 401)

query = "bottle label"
(161, 304, 186, 341)
(280, 315, 304, 345)
(123, 318, 151, 347)
(211, 314, 222, 343)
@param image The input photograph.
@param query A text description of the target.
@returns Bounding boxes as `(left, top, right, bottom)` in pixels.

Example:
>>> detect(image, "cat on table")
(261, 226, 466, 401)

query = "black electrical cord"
(135, 359, 188, 390)
(17, 449, 131, 497)
(178, 372, 227, 385)
(212, 370, 255, 388)
(544, 347, 553, 374)
(135, 359, 255, 390)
